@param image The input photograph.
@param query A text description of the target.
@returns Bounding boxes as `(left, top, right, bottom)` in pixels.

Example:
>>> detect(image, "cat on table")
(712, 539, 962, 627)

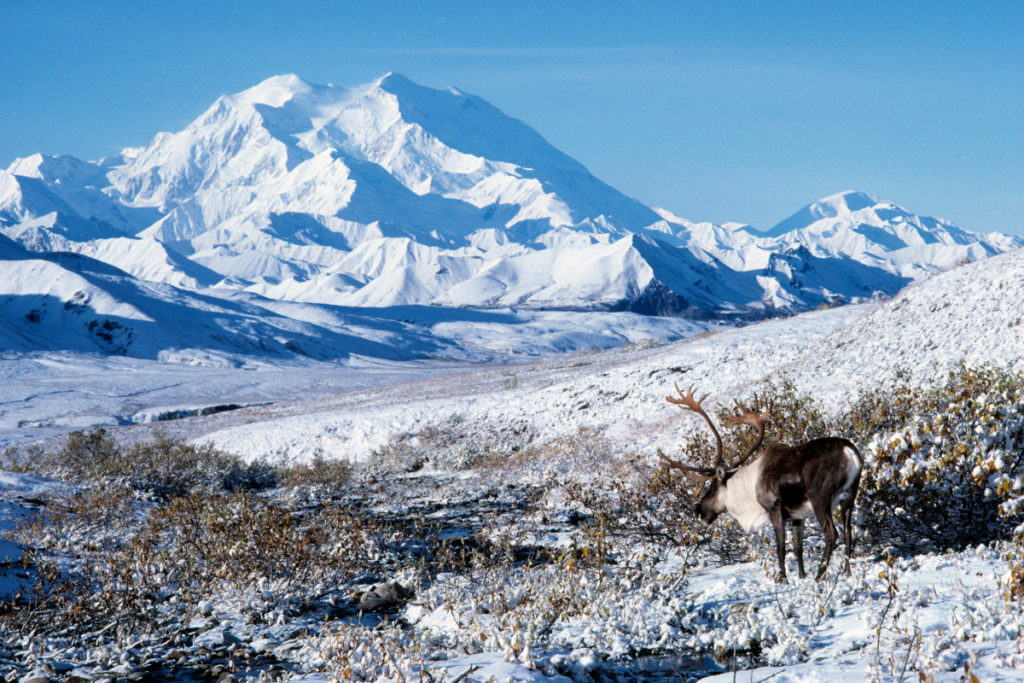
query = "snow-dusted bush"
(8, 427, 276, 496)
(364, 414, 536, 476)
(280, 447, 354, 490)
(4, 489, 395, 635)
(849, 363, 1024, 552)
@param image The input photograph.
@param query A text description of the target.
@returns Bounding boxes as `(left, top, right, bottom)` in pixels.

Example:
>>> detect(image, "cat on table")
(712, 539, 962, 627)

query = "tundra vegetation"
(1, 361, 1024, 682)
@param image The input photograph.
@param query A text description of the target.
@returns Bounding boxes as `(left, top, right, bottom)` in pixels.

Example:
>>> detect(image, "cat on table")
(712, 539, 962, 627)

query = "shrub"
(669, 363, 1024, 554)
(366, 415, 535, 476)
(16, 428, 276, 497)
(4, 489, 390, 634)
(280, 449, 354, 490)
(850, 363, 1024, 552)
(551, 364, 1024, 564)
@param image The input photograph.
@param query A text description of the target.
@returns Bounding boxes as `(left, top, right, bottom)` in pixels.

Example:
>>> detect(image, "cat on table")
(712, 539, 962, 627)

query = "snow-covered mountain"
(0, 232, 474, 364)
(1, 73, 1020, 336)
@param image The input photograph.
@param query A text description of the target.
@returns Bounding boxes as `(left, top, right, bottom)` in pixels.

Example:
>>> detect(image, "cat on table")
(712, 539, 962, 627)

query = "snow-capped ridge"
(1, 73, 1021, 330)
(227, 74, 315, 108)
(764, 191, 881, 237)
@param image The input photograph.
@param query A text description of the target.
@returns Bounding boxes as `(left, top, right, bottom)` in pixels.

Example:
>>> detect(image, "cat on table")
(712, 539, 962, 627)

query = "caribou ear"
(715, 466, 726, 481)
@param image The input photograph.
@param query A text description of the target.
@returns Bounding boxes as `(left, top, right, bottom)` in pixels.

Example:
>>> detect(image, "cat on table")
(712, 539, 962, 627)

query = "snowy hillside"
(156, 244, 1024, 465)
(0, 234, 461, 364)
(790, 244, 1024, 409)
(2, 74, 1020, 328)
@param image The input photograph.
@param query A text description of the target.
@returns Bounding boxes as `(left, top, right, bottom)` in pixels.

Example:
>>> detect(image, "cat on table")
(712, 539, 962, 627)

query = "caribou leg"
(813, 501, 839, 580)
(841, 505, 855, 575)
(768, 500, 788, 582)
(792, 519, 806, 579)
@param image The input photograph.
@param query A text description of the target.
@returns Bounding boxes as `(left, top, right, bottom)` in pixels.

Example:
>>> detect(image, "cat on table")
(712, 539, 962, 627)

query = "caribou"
(659, 384, 862, 581)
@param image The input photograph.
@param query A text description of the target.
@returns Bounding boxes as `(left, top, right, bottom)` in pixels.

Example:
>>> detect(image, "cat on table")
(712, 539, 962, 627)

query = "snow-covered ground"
(6, 247, 1024, 466)
(4, 461, 1023, 683)
(0, 308, 715, 449)
(192, 245, 1024, 465)
(2, 248, 1023, 683)
(394, 545, 1024, 683)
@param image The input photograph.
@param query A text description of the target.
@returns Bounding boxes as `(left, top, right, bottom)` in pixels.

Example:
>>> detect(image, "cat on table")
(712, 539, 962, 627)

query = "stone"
(358, 581, 415, 612)
(65, 670, 95, 683)
(249, 638, 280, 653)
(19, 670, 52, 683)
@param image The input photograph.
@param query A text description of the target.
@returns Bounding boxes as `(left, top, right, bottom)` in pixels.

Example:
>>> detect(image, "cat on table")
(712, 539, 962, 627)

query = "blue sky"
(1, 1, 1021, 234)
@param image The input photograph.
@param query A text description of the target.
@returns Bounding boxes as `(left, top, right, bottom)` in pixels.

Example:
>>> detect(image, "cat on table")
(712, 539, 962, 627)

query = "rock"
(65, 670, 95, 683)
(43, 663, 74, 675)
(193, 630, 241, 650)
(358, 581, 415, 612)
(249, 638, 280, 653)
(19, 670, 52, 683)
(126, 673, 149, 682)
(198, 602, 214, 617)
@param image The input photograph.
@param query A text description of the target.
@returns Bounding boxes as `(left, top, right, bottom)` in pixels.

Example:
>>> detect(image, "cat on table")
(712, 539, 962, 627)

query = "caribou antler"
(666, 383, 725, 475)
(722, 401, 770, 470)
(656, 448, 716, 502)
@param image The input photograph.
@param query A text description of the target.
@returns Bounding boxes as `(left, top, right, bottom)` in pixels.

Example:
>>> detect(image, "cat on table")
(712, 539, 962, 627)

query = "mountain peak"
(815, 191, 880, 214)
(764, 191, 882, 237)
(3, 73, 1020, 330)
(229, 74, 313, 108)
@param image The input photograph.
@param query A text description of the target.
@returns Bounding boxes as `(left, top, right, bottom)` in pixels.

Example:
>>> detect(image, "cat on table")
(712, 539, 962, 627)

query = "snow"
(5, 243, 1022, 465)
(789, 246, 1024, 413)
(0, 244, 1022, 682)
(0, 305, 716, 448)
(2, 75, 1019, 324)
(0, 471, 60, 599)
(690, 549, 1020, 682)
(3, 67, 1024, 683)
(30, 243, 1004, 472)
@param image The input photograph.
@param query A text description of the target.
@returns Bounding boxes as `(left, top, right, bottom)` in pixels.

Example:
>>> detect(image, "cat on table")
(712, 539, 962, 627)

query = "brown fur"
(697, 437, 861, 581)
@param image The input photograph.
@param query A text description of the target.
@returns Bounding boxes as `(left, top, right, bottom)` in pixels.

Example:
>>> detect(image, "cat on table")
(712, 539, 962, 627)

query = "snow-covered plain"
(98, 245, 1024, 467)
(0, 306, 715, 449)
